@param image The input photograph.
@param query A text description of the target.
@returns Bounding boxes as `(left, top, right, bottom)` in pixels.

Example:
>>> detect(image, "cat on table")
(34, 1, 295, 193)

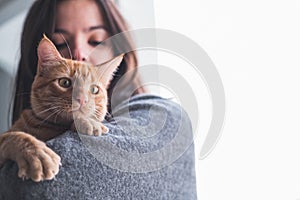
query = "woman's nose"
(73, 48, 87, 61)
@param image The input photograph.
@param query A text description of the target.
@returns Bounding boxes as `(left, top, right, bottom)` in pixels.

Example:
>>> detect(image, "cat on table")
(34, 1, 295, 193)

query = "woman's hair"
(12, 0, 145, 123)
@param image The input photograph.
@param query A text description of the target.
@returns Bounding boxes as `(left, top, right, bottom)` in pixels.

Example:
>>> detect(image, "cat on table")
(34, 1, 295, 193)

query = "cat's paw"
(73, 118, 94, 135)
(15, 137, 61, 182)
(73, 118, 107, 136)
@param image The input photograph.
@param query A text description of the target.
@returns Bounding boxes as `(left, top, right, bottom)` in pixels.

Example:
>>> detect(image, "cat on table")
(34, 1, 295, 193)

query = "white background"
(154, 0, 300, 199)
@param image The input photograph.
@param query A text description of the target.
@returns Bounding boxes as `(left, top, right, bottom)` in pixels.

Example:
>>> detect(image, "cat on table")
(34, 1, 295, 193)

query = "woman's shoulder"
(0, 94, 197, 200)
(112, 94, 187, 120)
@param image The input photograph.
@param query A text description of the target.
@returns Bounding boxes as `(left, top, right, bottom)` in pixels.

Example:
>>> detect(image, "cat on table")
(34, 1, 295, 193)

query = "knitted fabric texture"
(0, 95, 197, 200)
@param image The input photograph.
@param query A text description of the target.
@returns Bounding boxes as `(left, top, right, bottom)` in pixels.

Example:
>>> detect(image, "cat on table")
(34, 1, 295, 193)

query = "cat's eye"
(90, 85, 99, 94)
(58, 78, 72, 88)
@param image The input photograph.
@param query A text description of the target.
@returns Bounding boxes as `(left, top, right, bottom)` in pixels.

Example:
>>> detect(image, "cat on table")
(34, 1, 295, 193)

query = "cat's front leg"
(0, 132, 61, 182)
(71, 117, 108, 136)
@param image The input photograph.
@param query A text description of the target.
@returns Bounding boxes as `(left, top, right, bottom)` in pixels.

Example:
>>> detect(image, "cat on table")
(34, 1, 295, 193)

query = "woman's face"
(52, 0, 111, 64)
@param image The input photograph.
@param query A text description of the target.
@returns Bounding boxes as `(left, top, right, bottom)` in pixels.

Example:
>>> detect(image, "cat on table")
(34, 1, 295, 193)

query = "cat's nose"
(76, 96, 88, 106)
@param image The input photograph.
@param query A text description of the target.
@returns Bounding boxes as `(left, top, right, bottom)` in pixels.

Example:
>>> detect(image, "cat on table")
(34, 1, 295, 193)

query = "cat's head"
(31, 35, 123, 124)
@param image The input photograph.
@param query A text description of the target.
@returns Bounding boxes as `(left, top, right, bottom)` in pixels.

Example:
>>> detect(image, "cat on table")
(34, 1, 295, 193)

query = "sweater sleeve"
(0, 94, 198, 200)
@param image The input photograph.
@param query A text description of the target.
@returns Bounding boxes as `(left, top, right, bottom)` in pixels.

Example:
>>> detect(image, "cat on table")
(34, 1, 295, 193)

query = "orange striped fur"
(0, 36, 123, 182)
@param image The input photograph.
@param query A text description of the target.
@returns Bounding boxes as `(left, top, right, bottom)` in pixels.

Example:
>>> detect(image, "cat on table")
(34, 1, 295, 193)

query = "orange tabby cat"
(0, 36, 123, 182)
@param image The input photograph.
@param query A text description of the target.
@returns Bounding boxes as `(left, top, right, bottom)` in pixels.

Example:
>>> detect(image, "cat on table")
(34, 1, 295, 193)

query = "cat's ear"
(96, 54, 124, 86)
(37, 34, 62, 66)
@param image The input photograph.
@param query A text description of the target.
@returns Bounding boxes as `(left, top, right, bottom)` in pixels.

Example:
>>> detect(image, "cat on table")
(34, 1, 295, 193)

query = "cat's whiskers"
(29, 104, 55, 112)
(31, 98, 72, 112)
(54, 109, 65, 124)
(33, 101, 63, 112)
(24, 107, 60, 128)
(30, 101, 66, 108)
(59, 33, 73, 60)
(37, 108, 62, 128)
(35, 106, 61, 116)
(31, 96, 71, 101)
(25, 114, 41, 127)
(33, 102, 72, 126)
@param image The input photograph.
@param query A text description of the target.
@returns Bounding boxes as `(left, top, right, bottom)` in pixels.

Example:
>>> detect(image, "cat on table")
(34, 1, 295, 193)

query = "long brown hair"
(12, 0, 145, 123)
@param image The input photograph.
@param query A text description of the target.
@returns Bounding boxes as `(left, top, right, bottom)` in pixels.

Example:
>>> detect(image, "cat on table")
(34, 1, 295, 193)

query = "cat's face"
(31, 36, 123, 124)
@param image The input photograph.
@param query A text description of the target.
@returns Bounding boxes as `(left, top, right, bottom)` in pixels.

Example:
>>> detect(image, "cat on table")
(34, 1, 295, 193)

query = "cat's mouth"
(71, 103, 82, 112)
(71, 106, 90, 117)
(71, 107, 85, 114)
(71, 102, 94, 117)
(71, 107, 80, 112)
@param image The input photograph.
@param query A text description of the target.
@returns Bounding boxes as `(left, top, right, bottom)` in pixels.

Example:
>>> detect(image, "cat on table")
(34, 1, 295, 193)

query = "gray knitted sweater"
(0, 95, 197, 200)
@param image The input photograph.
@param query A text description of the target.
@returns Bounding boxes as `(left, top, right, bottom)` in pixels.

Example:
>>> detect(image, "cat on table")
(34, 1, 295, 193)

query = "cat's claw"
(93, 124, 108, 136)
(101, 124, 109, 134)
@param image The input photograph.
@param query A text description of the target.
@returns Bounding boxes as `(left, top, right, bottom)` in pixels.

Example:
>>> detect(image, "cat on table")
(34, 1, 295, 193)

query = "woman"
(0, 0, 197, 199)
(13, 0, 144, 123)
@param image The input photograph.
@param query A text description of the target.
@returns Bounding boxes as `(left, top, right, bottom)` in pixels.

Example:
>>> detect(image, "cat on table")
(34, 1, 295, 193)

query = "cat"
(0, 35, 123, 182)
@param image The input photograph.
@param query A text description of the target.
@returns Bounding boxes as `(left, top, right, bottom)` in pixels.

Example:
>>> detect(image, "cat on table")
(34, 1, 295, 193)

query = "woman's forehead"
(55, 0, 105, 31)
